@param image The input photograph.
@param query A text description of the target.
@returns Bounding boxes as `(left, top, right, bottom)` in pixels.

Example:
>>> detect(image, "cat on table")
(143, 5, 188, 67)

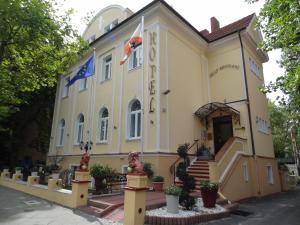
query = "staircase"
(175, 159, 210, 191)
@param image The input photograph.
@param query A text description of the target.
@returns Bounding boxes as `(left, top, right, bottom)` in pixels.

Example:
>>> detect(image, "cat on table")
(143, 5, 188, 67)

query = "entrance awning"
(195, 102, 240, 121)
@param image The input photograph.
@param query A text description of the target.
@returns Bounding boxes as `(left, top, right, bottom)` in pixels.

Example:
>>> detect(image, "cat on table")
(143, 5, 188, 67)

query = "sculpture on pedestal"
(128, 152, 145, 175)
(78, 141, 92, 171)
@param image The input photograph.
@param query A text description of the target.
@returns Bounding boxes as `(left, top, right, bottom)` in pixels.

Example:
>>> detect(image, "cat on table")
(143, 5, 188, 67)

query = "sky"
(58, 0, 283, 101)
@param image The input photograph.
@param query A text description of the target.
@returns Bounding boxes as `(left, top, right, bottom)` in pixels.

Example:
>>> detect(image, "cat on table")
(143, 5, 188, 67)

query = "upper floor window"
(129, 45, 142, 70)
(79, 78, 87, 91)
(104, 19, 118, 33)
(62, 77, 70, 98)
(256, 116, 269, 134)
(102, 55, 112, 81)
(98, 108, 109, 143)
(128, 99, 141, 139)
(249, 57, 261, 79)
(57, 119, 65, 147)
(75, 114, 84, 144)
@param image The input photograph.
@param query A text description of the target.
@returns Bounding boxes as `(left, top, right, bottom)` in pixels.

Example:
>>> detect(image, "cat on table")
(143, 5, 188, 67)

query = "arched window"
(99, 108, 109, 142)
(128, 99, 141, 139)
(57, 119, 65, 146)
(75, 114, 84, 144)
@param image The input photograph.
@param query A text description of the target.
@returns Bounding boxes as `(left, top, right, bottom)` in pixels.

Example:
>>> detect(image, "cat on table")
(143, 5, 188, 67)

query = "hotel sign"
(209, 64, 240, 77)
(148, 31, 157, 113)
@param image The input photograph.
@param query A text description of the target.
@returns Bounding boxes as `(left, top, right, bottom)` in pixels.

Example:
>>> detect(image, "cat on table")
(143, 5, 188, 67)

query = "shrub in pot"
(15, 167, 23, 174)
(152, 176, 164, 192)
(164, 185, 181, 214)
(200, 180, 219, 208)
(90, 164, 117, 194)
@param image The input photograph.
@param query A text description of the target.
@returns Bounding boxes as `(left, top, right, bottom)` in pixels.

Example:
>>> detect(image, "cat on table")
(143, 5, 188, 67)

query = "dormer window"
(104, 19, 118, 33)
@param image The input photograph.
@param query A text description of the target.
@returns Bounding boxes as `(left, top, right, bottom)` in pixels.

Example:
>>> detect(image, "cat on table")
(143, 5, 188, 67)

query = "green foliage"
(90, 164, 118, 180)
(0, 0, 89, 119)
(247, 0, 300, 118)
(15, 167, 23, 171)
(152, 175, 164, 182)
(200, 180, 219, 191)
(164, 185, 181, 196)
(143, 162, 154, 179)
(176, 144, 195, 210)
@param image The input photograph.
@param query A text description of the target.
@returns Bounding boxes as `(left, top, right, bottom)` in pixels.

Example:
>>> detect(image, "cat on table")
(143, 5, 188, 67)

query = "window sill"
(56, 145, 64, 148)
(79, 88, 88, 93)
(100, 78, 111, 84)
(128, 65, 142, 73)
(96, 141, 108, 145)
(61, 96, 69, 99)
(127, 137, 141, 142)
(257, 129, 270, 135)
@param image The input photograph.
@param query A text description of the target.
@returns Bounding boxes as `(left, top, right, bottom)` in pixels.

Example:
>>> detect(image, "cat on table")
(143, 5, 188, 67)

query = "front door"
(213, 115, 233, 154)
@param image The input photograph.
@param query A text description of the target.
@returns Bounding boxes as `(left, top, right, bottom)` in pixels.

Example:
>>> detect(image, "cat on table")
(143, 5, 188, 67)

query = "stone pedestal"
(48, 179, 62, 190)
(72, 171, 90, 207)
(124, 175, 148, 225)
(27, 176, 39, 186)
(12, 173, 23, 182)
(1, 172, 10, 180)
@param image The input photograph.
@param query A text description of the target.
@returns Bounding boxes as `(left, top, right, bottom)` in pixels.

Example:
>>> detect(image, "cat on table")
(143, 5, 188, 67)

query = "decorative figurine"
(128, 152, 145, 175)
(78, 141, 93, 171)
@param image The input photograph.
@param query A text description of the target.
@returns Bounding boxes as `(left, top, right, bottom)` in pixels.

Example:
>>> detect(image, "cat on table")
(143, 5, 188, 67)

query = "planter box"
(153, 182, 164, 192)
(201, 189, 218, 208)
(166, 195, 179, 214)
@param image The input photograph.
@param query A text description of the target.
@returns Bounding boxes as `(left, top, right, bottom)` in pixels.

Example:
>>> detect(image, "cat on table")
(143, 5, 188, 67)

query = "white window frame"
(256, 116, 269, 134)
(62, 77, 70, 98)
(128, 45, 142, 71)
(128, 100, 141, 140)
(101, 54, 112, 82)
(57, 119, 65, 147)
(98, 108, 109, 143)
(75, 114, 84, 145)
(249, 57, 261, 79)
(267, 164, 274, 184)
(79, 78, 87, 91)
(104, 19, 118, 33)
(242, 162, 249, 182)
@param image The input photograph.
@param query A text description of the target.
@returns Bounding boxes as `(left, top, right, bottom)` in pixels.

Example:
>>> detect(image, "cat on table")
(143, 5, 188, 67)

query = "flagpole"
(88, 49, 96, 149)
(141, 16, 145, 162)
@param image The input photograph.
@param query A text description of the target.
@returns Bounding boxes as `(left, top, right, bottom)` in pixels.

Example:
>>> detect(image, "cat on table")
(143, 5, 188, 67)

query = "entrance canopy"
(195, 102, 240, 121)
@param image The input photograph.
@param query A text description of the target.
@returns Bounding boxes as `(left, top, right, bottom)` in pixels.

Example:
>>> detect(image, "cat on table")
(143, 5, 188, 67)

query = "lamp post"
(289, 126, 299, 175)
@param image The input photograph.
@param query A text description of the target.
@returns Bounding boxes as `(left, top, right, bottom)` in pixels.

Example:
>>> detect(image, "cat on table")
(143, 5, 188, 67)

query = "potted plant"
(200, 180, 219, 208)
(31, 166, 39, 176)
(49, 164, 61, 179)
(15, 167, 23, 174)
(152, 175, 164, 192)
(90, 164, 117, 194)
(196, 144, 210, 160)
(164, 185, 181, 214)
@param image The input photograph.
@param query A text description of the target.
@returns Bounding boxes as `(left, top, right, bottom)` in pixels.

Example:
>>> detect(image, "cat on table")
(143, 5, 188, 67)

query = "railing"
(169, 139, 199, 184)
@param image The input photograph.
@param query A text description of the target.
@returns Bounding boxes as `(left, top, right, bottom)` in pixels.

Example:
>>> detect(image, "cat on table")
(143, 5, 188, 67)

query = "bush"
(164, 185, 181, 196)
(200, 180, 219, 191)
(143, 162, 154, 179)
(177, 144, 189, 159)
(15, 167, 23, 171)
(152, 175, 164, 182)
(90, 164, 117, 180)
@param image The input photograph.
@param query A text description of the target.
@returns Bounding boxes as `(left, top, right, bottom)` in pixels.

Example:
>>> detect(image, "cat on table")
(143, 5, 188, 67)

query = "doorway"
(213, 115, 233, 154)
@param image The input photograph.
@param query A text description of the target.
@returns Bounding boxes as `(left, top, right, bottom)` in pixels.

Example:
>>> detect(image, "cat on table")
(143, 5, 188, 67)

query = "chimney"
(200, 29, 209, 36)
(210, 17, 220, 32)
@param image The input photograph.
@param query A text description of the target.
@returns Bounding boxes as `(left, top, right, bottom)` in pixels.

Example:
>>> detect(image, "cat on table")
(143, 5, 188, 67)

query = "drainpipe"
(239, 30, 261, 196)
(238, 31, 256, 156)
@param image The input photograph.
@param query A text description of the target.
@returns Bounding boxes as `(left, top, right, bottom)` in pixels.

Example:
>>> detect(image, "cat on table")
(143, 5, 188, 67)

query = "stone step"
(190, 175, 210, 180)
(88, 199, 113, 209)
(189, 165, 209, 169)
(187, 169, 209, 174)
(193, 161, 209, 165)
(79, 205, 105, 217)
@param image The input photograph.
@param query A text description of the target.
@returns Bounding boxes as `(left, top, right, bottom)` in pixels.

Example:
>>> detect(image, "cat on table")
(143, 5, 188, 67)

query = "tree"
(0, 0, 88, 121)
(247, 0, 300, 119)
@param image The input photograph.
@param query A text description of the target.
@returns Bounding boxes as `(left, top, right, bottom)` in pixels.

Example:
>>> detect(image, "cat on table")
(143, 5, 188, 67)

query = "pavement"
(0, 185, 300, 225)
(199, 185, 300, 225)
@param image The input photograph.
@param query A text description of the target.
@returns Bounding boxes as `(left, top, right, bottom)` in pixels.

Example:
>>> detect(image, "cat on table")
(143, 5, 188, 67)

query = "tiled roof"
(200, 14, 255, 42)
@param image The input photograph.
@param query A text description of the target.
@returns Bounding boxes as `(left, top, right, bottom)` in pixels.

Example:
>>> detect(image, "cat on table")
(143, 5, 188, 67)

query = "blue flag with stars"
(66, 55, 94, 87)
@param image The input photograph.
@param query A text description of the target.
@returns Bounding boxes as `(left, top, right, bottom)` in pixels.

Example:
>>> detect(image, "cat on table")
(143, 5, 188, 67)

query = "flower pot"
(152, 182, 164, 192)
(166, 194, 179, 214)
(31, 172, 38, 176)
(201, 189, 218, 208)
(94, 177, 106, 194)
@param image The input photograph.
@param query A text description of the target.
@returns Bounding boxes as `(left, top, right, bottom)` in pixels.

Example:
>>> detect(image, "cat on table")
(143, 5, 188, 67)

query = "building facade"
(48, 0, 281, 201)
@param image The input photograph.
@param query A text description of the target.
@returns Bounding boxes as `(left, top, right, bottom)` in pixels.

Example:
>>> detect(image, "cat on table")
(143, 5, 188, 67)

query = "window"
(128, 45, 142, 70)
(75, 114, 84, 144)
(98, 108, 109, 143)
(128, 99, 141, 139)
(57, 119, 65, 146)
(102, 55, 112, 81)
(62, 77, 70, 98)
(242, 162, 249, 182)
(256, 116, 269, 134)
(79, 78, 87, 91)
(267, 165, 274, 184)
(104, 19, 118, 33)
(249, 57, 261, 79)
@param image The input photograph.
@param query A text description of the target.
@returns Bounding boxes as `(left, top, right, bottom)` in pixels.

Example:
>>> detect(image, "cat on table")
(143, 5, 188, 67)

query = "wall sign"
(209, 64, 240, 77)
(149, 31, 157, 113)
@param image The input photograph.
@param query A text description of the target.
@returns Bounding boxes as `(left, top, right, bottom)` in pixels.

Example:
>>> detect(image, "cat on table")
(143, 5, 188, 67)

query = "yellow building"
(48, 0, 281, 201)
